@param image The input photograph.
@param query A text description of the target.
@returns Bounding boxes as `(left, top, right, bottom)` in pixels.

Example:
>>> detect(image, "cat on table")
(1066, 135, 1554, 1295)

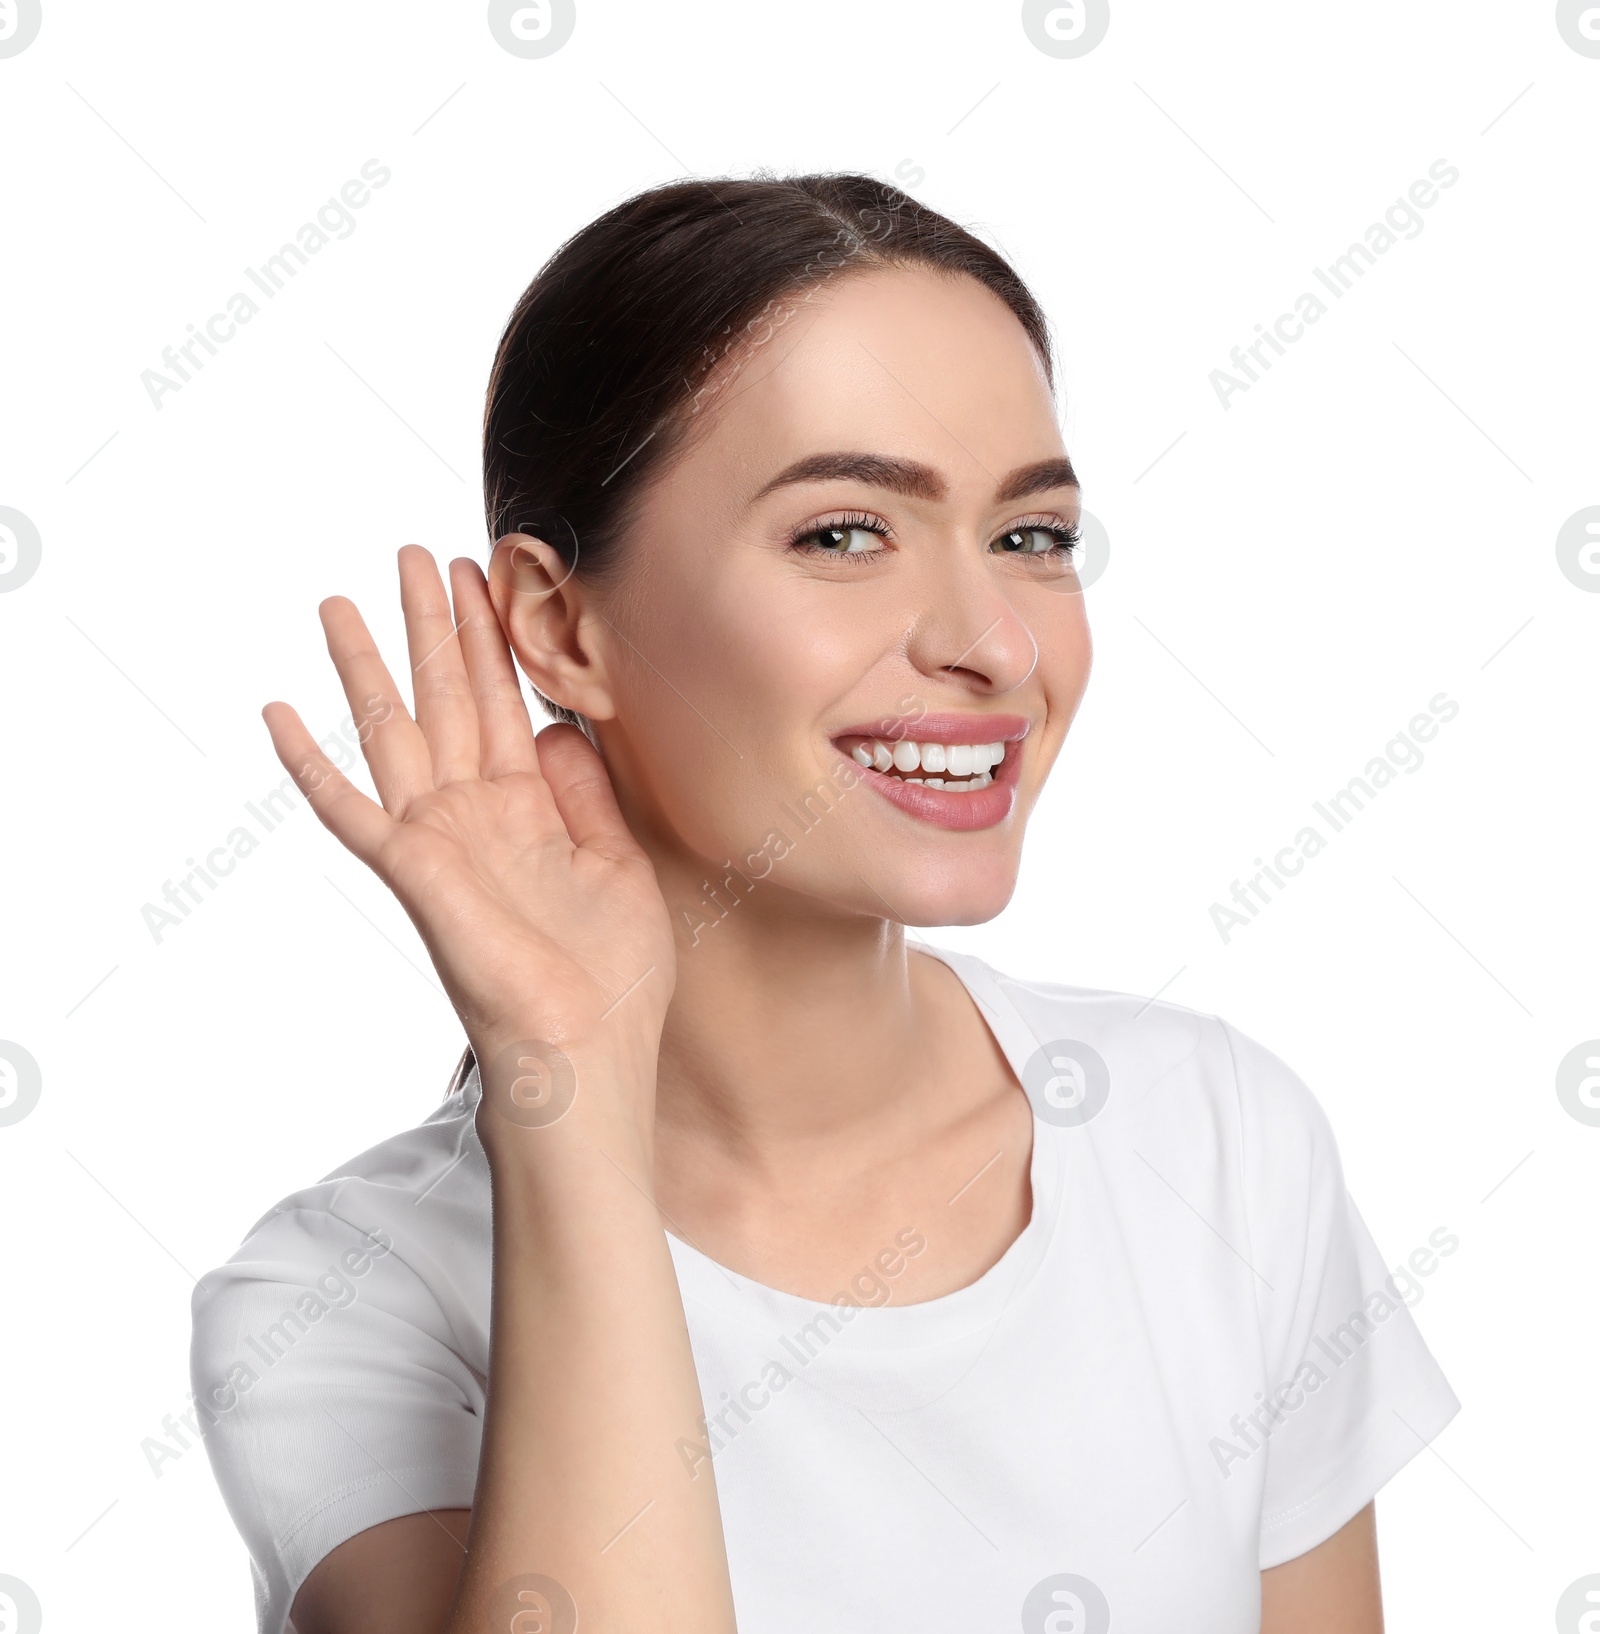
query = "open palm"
(263, 545, 674, 1084)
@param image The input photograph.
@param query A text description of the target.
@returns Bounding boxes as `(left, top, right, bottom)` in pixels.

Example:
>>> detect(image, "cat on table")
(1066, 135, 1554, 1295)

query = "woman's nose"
(900, 567, 1040, 695)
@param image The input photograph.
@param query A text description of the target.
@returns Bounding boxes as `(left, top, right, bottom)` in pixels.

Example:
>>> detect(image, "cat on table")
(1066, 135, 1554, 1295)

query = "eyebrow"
(750, 451, 1078, 507)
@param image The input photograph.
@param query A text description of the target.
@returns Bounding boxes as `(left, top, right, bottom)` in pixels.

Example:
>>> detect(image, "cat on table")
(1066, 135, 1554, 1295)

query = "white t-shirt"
(190, 944, 1460, 1634)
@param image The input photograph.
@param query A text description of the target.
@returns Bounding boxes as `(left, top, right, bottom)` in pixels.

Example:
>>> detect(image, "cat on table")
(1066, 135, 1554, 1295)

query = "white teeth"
(891, 769, 995, 793)
(848, 736, 1011, 785)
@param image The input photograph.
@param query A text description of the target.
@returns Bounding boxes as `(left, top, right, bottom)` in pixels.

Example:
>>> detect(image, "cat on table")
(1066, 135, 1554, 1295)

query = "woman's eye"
(803, 525, 880, 554)
(993, 526, 1067, 555)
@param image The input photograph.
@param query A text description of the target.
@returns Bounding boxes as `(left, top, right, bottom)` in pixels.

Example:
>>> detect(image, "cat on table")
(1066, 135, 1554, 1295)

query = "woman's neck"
(646, 875, 1034, 1302)
(652, 882, 977, 1161)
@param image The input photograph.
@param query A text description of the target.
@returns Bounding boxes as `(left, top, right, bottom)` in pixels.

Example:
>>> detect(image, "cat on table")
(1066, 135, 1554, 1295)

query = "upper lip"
(829, 711, 1032, 746)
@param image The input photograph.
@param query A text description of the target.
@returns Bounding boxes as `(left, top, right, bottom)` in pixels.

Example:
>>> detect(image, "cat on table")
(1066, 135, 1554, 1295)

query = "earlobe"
(485, 533, 617, 722)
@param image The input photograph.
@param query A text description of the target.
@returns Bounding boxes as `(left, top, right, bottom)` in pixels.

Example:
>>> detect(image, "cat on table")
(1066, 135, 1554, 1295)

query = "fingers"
(399, 545, 480, 786)
(536, 723, 641, 859)
(449, 557, 541, 780)
(319, 596, 433, 813)
(262, 702, 395, 864)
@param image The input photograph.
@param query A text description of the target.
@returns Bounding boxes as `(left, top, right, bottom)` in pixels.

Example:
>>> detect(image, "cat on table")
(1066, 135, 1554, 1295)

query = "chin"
(850, 852, 1021, 929)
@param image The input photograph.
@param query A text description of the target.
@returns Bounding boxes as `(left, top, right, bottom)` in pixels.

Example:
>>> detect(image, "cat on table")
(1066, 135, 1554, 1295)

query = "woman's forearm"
(446, 1044, 738, 1634)
(259, 549, 727, 1629)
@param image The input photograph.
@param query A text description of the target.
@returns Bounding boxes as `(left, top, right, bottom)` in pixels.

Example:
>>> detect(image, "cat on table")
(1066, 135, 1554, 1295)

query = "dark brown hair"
(481, 171, 1054, 724)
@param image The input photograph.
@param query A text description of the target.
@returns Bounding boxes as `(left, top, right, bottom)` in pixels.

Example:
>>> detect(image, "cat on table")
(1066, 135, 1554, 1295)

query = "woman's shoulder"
(187, 1068, 491, 1634)
(924, 941, 1340, 1167)
(191, 1063, 493, 1342)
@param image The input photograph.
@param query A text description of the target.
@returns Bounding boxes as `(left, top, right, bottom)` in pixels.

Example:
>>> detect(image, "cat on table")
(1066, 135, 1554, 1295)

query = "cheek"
(1024, 588, 1092, 768)
(608, 571, 878, 853)
(1049, 591, 1093, 701)
(1029, 570, 1091, 661)
(646, 572, 881, 749)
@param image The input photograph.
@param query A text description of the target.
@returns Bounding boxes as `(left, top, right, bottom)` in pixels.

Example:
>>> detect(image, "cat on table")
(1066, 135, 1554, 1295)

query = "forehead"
(678, 263, 1062, 501)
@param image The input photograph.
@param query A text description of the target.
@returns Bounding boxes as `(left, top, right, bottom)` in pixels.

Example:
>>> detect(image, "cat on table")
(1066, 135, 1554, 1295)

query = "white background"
(1, 1, 1596, 1628)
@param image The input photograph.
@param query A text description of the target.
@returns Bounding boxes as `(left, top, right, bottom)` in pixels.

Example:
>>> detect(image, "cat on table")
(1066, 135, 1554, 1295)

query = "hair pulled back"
(482, 172, 1053, 723)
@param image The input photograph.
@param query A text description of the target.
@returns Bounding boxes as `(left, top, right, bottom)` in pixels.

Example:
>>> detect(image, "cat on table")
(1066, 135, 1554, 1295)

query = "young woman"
(191, 174, 1459, 1634)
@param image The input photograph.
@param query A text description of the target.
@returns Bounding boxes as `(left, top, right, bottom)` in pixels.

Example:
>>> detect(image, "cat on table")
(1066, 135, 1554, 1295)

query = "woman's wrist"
(470, 1023, 660, 1181)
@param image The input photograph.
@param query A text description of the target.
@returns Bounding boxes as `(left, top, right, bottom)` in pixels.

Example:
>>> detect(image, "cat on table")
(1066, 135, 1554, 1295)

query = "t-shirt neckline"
(664, 941, 1065, 1352)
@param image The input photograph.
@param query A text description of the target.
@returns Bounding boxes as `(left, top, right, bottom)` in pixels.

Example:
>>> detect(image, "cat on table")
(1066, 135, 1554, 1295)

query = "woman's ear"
(486, 533, 617, 722)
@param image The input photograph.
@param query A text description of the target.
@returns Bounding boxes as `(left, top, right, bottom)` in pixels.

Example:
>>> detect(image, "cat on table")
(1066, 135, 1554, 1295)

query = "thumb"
(534, 723, 642, 859)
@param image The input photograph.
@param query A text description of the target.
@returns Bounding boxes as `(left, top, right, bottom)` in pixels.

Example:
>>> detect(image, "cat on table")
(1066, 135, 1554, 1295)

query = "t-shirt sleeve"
(1221, 1018, 1462, 1570)
(189, 1204, 483, 1634)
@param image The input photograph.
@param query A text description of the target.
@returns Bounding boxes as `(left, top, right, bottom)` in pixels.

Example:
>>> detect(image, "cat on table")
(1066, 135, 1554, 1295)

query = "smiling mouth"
(835, 734, 1007, 792)
(826, 714, 1029, 830)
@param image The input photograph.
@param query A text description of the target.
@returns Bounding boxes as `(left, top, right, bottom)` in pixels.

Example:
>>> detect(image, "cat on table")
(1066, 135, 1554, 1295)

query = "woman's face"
(525, 263, 1091, 930)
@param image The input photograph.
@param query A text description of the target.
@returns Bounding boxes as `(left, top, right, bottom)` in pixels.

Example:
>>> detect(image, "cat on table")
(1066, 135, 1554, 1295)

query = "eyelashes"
(786, 510, 891, 560)
(786, 510, 1081, 564)
(993, 518, 1082, 558)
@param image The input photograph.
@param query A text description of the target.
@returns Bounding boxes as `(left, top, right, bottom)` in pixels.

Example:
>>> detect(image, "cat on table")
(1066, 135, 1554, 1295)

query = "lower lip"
(841, 747, 1020, 832)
